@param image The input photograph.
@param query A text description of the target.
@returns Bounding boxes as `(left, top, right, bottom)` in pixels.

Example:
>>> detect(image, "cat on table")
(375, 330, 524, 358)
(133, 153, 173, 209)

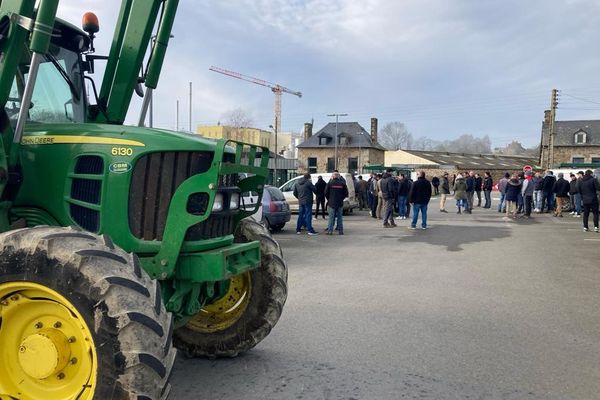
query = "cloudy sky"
(58, 0, 600, 147)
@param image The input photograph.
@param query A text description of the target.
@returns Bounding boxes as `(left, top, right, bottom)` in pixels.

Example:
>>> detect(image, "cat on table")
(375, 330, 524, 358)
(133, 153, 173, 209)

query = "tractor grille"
(69, 155, 104, 232)
(128, 151, 238, 241)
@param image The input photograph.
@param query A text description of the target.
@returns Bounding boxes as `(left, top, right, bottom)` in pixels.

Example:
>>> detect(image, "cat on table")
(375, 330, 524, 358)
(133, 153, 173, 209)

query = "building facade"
(197, 125, 272, 148)
(296, 118, 386, 174)
(540, 111, 600, 169)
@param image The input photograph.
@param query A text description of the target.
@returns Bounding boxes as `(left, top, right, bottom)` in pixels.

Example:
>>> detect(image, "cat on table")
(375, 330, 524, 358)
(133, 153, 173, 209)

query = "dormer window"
(339, 136, 349, 145)
(574, 130, 587, 144)
(319, 136, 329, 145)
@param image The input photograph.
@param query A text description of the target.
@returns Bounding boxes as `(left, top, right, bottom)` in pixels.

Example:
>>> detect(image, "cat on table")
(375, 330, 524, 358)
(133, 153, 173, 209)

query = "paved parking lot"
(171, 204, 600, 400)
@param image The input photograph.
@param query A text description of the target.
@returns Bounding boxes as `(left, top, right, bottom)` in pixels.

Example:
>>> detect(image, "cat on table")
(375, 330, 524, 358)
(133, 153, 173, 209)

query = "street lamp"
(327, 113, 348, 170)
(269, 122, 278, 186)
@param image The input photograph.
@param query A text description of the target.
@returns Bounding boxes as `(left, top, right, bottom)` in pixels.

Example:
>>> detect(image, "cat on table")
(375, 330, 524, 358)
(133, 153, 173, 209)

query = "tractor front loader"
(0, 1, 288, 399)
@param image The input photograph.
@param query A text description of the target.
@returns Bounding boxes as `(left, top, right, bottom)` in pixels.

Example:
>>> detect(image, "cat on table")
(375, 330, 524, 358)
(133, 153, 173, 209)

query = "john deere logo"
(109, 162, 131, 174)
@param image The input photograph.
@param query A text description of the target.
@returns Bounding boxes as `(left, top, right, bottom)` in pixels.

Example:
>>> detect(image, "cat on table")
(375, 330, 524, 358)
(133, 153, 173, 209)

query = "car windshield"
(6, 43, 85, 125)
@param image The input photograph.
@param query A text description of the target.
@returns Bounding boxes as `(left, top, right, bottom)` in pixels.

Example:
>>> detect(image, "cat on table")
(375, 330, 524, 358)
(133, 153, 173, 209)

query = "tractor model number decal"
(109, 162, 132, 174)
(111, 147, 134, 156)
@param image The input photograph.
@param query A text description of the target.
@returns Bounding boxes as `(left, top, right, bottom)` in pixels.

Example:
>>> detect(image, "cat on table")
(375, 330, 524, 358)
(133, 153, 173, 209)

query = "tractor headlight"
(212, 193, 224, 212)
(229, 193, 240, 210)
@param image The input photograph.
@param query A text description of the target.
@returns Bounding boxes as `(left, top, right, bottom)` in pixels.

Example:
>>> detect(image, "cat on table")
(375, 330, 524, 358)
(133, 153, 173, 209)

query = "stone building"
(296, 118, 386, 174)
(540, 111, 600, 169)
(197, 125, 272, 148)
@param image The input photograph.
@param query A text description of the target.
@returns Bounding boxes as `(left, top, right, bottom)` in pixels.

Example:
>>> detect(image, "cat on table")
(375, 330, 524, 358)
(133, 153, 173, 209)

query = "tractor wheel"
(174, 217, 288, 358)
(0, 226, 176, 400)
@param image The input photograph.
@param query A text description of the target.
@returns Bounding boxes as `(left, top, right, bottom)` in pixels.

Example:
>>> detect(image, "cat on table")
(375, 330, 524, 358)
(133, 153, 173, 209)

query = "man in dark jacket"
(356, 175, 368, 211)
(465, 171, 475, 213)
(474, 173, 483, 207)
(541, 170, 556, 213)
(408, 171, 432, 229)
(314, 176, 327, 219)
(431, 176, 440, 195)
(325, 171, 349, 235)
(482, 172, 493, 208)
(380, 171, 398, 227)
(552, 172, 570, 217)
(397, 174, 411, 219)
(577, 170, 600, 232)
(293, 173, 318, 235)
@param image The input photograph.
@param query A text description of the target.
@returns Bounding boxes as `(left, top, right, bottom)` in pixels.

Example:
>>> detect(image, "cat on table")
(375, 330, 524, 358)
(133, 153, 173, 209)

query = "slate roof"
(297, 122, 386, 151)
(395, 150, 539, 170)
(548, 120, 600, 146)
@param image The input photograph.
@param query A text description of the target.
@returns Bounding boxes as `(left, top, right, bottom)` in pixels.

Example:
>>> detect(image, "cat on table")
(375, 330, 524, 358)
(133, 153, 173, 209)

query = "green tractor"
(0, 1, 288, 398)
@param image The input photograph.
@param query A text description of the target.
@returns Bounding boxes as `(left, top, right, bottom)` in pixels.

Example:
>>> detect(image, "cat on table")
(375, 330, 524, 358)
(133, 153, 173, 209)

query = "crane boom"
(209, 66, 302, 97)
(209, 65, 302, 135)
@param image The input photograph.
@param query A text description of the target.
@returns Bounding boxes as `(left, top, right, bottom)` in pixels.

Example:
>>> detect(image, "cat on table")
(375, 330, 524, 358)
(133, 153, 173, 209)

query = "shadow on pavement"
(398, 224, 513, 252)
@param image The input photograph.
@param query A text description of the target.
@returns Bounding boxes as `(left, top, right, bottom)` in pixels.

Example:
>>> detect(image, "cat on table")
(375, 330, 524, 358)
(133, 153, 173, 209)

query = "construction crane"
(209, 66, 302, 135)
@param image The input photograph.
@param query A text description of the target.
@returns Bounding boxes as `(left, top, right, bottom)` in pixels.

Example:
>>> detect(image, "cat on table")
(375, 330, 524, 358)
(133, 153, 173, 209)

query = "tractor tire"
(0, 226, 176, 400)
(174, 217, 287, 358)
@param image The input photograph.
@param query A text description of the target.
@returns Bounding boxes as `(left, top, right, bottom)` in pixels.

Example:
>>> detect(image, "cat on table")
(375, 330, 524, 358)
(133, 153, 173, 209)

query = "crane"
(209, 66, 302, 136)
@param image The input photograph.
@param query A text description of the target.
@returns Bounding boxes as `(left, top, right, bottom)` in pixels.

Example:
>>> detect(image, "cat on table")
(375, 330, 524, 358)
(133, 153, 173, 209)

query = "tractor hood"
(22, 122, 224, 153)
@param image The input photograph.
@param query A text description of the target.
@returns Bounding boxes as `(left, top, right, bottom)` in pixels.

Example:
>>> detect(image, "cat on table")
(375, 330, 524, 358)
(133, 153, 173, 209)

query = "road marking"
(583, 238, 600, 241)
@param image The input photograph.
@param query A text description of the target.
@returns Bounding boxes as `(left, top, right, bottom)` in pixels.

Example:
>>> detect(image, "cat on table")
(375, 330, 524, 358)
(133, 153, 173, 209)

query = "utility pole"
(327, 113, 348, 170)
(270, 119, 279, 186)
(189, 81, 192, 132)
(548, 89, 558, 169)
(176, 100, 179, 131)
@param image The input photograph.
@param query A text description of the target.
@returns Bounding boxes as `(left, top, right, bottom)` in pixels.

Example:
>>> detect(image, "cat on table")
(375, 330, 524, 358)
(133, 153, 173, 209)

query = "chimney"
(370, 117, 378, 143)
(543, 110, 551, 125)
(303, 122, 313, 141)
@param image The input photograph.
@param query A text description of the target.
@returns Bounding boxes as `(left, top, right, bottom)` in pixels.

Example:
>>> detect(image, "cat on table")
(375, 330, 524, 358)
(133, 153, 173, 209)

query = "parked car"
(261, 185, 291, 232)
(279, 172, 358, 213)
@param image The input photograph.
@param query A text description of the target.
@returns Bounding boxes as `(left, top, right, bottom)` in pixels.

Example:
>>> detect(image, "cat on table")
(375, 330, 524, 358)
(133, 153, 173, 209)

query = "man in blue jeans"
(293, 173, 318, 235)
(408, 171, 432, 229)
(497, 172, 509, 213)
(325, 171, 349, 235)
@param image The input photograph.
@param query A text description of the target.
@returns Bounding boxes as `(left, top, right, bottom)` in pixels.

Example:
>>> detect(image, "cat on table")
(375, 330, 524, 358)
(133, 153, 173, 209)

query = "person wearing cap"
(552, 172, 570, 217)
(576, 169, 600, 232)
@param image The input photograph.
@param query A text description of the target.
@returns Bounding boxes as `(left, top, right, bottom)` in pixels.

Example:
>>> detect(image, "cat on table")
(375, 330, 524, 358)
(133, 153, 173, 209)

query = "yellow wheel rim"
(186, 272, 251, 333)
(0, 282, 97, 400)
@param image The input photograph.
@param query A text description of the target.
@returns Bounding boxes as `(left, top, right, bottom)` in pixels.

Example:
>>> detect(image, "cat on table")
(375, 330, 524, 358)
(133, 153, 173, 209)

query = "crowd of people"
(359, 168, 600, 232)
(293, 168, 600, 235)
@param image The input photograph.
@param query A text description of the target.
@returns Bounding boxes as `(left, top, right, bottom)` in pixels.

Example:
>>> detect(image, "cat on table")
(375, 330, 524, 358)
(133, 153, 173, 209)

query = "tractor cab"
(5, 19, 89, 128)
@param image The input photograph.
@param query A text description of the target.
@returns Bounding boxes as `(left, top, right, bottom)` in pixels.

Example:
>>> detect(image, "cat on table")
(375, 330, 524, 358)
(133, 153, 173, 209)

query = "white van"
(279, 172, 358, 213)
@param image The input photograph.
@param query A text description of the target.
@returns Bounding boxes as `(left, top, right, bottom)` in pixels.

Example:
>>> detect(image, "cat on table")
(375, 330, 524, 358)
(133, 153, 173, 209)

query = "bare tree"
(378, 122, 413, 150)
(412, 136, 437, 151)
(433, 134, 491, 154)
(221, 108, 254, 128)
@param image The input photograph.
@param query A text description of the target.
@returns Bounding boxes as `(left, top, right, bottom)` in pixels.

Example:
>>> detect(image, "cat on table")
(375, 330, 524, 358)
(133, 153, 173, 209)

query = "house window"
(307, 157, 317, 173)
(572, 157, 585, 164)
(591, 157, 600, 165)
(348, 157, 358, 172)
(339, 136, 348, 145)
(327, 157, 335, 172)
(574, 131, 587, 144)
(319, 137, 328, 145)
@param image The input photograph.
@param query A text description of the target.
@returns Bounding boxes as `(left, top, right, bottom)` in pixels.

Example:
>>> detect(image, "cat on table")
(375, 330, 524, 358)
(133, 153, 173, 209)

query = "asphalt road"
(170, 203, 600, 400)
